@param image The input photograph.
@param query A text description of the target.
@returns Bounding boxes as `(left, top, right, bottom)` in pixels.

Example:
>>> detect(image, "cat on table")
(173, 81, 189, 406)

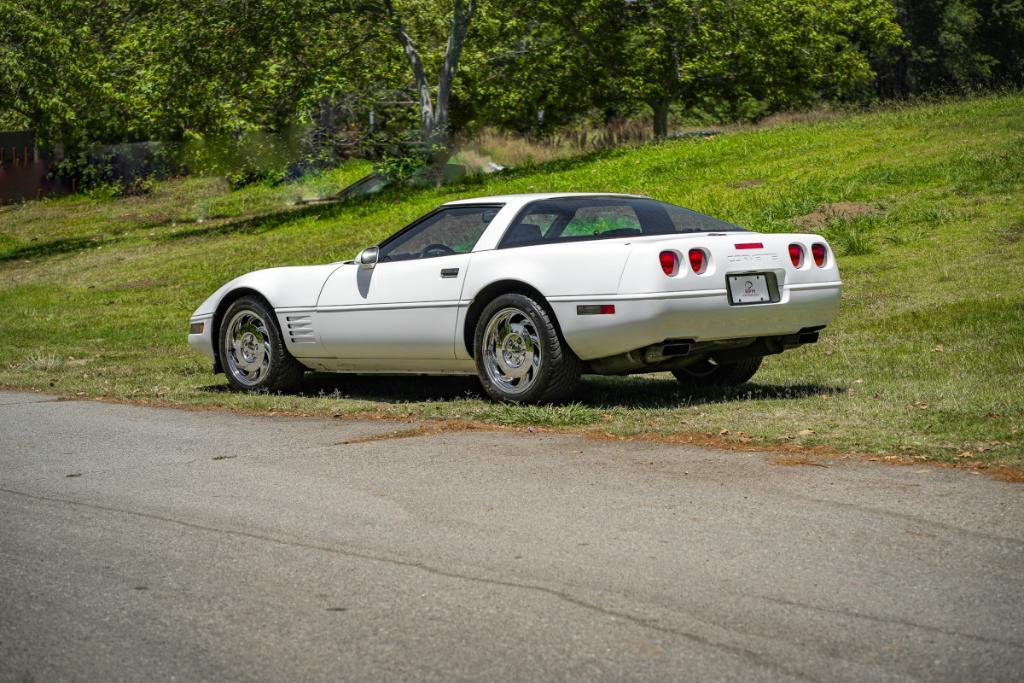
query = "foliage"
(373, 153, 429, 182)
(876, 0, 1024, 94)
(0, 0, 134, 150)
(527, 0, 904, 133)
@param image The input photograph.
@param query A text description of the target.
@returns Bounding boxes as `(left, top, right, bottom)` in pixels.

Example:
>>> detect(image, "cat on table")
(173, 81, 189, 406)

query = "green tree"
(0, 0, 137, 149)
(534, 0, 902, 135)
(361, 0, 477, 152)
(876, 0, 1024, 94)
(453, 6, 620, 134)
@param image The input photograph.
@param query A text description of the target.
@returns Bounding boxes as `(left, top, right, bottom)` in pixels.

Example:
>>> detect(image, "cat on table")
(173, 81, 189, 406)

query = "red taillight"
(659, 250, 678, 275)
(788, 244, 804, 267)
(811, 243, 827, 267)
(688, 248, 706, 273)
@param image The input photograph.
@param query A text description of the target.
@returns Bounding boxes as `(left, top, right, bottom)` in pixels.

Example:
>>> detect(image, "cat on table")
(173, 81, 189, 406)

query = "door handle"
(440, 268, 459, 279)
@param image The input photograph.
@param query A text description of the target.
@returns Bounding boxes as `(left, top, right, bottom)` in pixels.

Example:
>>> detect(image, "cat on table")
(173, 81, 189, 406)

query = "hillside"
(1, 95, 1022, 469)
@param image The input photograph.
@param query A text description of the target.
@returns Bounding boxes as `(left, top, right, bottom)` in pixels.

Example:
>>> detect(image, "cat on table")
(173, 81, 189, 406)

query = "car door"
(315, 205, 500, 359)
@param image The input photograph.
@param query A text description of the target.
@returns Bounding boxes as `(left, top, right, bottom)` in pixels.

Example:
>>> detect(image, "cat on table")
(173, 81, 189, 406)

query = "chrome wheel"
(224, 309, 272, 387)
(481, 307, 542, 395)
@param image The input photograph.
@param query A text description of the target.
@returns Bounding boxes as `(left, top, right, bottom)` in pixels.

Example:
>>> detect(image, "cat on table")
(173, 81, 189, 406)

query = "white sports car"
(188, 193, 841, 403)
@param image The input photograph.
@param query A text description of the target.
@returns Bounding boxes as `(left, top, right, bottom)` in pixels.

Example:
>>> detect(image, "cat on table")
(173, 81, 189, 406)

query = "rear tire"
(474, 293, 581, 403)
(219, 296, 306, 393)
(671, 356, 762, 389)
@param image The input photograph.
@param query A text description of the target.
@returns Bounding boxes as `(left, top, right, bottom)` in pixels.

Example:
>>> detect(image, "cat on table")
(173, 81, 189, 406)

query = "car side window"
(498, 198, 745, 249)
(524, 213, 561, 234)
(560, 205, 642, 238)
(662, 203, 742, 234)
(379, 206, 500, 262)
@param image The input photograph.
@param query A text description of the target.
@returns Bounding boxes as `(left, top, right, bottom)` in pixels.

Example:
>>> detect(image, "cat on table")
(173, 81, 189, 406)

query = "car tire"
(671, 356, 763, 389)
(219, 296, 306, 393)
(474, 293, 581, 403)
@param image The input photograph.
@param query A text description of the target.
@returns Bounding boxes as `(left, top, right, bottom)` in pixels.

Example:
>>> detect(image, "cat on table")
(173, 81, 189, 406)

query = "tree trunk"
(382, 0, 435, 145)
(433, 0, 475, 150)
(382, 0, 475, 156)
(650, 99, 670, 138)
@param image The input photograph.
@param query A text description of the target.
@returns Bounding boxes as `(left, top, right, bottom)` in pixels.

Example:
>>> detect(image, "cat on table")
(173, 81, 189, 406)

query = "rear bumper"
(551, 281, 841, 360)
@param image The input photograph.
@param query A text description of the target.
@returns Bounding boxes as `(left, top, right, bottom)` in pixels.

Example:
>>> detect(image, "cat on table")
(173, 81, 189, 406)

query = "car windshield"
(499, 197, 745, 248)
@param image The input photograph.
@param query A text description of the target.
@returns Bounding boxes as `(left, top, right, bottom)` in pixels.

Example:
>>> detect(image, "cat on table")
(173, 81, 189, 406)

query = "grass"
(1, 95, 1022, 469)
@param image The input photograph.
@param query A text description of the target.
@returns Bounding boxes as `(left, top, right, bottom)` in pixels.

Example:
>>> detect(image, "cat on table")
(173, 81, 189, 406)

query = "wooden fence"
(0, 131, 70, 203)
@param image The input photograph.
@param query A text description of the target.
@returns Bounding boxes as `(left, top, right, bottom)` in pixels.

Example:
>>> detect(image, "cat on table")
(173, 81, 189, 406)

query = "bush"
(373, 154, 428, 183)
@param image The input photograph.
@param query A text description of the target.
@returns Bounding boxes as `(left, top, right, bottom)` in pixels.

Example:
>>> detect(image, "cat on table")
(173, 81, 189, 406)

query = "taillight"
(788, 244, 804, 268)
(811, 243, 827, 267)
(688, 248, 706, 274)
(659, 250, 678, 275)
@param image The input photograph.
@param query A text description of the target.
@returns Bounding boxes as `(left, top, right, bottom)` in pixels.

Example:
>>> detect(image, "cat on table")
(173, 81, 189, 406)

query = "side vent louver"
(285, 315, 316, 344)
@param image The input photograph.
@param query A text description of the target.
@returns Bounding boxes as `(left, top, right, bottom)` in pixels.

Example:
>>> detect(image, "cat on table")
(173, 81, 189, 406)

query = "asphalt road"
(1, 390, 1022, 682)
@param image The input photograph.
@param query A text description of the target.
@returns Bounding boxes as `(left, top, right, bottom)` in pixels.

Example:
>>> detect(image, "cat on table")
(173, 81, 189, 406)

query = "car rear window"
(499, 197, 744, 248)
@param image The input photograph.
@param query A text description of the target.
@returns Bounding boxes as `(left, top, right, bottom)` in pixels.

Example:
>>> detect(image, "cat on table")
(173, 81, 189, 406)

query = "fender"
(192, 264, 343, 317)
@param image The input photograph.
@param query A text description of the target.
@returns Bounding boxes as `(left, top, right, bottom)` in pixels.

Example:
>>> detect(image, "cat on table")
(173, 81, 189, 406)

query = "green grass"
(1, 96, 1022, 467)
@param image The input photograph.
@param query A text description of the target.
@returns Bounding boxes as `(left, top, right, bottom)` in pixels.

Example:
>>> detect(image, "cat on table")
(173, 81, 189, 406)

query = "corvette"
(188, 193, 841, 403)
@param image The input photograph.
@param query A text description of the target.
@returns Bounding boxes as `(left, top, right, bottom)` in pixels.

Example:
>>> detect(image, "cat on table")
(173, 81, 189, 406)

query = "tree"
(0, 0, 137, 150)
(452, 5, 620, 134)
(875, 0, 1024, 95)
(533, 0, 903, 135)
(371, 0, 477, 152)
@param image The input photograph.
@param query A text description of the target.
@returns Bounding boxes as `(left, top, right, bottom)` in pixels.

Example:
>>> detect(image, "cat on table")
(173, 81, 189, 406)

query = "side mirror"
(357, 246, 379, 270)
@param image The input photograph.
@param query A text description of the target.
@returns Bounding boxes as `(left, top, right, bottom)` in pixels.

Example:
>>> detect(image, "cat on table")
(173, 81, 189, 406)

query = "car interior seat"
(503, 223, 543, 246)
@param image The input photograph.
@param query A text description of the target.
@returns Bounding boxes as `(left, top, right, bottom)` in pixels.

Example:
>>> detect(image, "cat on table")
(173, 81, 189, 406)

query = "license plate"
(728, 273, 771, 304)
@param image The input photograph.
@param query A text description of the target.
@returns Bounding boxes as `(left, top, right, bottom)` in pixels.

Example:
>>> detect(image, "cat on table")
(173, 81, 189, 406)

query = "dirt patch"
(793, 202, 883, 230)
(768, 455, 832, 468)
(997, 222, 1024, 243)
(335, 421, 496, 445)
(940, 462, 1024, 483)
(585, 428, 849, 460)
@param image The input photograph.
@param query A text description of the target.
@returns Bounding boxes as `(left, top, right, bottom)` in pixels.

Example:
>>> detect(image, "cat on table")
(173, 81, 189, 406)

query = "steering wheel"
(421, 243, 456, 258)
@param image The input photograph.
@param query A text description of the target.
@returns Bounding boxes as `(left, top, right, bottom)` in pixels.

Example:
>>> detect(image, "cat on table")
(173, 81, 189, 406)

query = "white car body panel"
(188, 192, 841, 376)
(553, 232, 840, 359)
(314, 253, 470, 359)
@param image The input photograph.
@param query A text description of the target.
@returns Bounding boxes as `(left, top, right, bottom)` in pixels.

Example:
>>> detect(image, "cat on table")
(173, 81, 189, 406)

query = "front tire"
(219, 296, 305, 393)
(474, 293, 581, 403)
(671, 356, 762, 390)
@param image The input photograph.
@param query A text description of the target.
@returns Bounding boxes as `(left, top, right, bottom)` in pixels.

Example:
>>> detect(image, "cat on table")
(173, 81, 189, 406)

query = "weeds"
(22, 351, 62, 372)
(825, 216, 879, 255)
